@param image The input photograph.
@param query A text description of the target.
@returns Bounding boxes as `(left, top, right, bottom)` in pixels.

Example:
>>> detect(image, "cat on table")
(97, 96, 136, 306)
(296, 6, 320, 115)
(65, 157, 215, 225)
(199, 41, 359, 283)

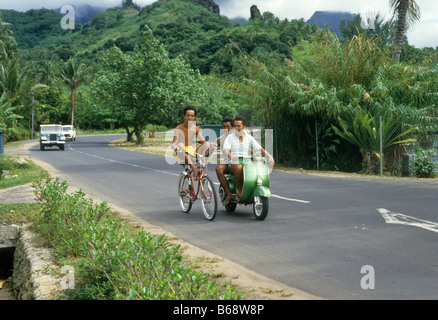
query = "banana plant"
(332, 105, 418, 173)
(0, 94, 22, 139)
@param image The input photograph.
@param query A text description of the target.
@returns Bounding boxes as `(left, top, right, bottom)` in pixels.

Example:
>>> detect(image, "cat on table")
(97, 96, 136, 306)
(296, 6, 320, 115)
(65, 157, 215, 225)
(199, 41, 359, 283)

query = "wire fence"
(267, 107, 437, 177)
(310, 106, 438, 177)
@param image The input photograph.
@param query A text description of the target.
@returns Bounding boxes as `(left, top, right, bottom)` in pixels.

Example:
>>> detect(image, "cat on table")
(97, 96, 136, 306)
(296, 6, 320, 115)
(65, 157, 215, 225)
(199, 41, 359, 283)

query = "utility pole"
(31, 91, 35, 140)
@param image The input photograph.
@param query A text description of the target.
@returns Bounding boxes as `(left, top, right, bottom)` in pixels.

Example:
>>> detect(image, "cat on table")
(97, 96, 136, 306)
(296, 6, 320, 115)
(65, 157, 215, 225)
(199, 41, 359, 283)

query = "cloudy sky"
(1, 0, 437, 48)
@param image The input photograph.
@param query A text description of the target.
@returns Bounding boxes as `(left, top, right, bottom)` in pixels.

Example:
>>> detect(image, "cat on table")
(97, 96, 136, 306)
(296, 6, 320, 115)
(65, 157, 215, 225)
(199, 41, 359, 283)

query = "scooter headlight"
(257, 178, 263, 185)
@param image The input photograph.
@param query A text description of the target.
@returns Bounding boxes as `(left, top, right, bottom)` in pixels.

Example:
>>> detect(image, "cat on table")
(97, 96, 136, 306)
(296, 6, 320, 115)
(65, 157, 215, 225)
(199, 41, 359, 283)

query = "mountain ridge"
(306, 10, 356, 37)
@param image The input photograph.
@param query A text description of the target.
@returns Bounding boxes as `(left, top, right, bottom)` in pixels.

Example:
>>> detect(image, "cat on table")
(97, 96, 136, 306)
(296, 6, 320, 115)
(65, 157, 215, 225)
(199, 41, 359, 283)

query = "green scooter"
(219, 155, 272, 220)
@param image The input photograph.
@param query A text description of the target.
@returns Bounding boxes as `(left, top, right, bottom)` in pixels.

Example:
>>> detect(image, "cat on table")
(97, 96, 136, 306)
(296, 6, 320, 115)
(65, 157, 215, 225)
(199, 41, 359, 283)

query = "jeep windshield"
(41, 126, 62, 132)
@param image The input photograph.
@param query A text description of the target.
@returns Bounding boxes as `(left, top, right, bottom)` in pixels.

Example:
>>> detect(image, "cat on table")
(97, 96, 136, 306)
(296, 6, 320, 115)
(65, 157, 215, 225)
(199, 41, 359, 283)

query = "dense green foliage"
(1, 0, 437, 174)
(410, 148, 437, 178)
(242, 30, 438, 172)
(91, 29, 205, 143)
(0, 9, 67, 49)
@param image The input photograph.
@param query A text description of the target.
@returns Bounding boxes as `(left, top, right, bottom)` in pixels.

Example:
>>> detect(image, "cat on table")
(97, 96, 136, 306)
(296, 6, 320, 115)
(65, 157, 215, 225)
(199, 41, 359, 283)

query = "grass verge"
(0, 155, 49, 189)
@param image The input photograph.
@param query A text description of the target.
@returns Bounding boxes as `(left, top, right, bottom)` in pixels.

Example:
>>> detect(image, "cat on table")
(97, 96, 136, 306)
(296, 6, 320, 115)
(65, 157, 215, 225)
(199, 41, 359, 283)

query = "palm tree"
(0, 21, 17, 63)
(389, 0, 421, 63)
(0, 58, 29, 104)
(38, 60, 57, 86)
(59, 58, 85, 126)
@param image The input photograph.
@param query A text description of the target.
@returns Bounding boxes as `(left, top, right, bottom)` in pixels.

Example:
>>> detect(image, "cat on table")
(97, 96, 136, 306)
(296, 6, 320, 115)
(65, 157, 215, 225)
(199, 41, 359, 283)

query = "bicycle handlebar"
(176, 146, 218, 166)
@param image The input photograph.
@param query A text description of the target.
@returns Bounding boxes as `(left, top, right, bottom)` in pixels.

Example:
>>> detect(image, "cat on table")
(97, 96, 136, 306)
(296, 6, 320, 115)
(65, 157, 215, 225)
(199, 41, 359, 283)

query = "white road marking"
(68, 144, 179, 177)
(212, 182, 310, 203)
(271, 194, 311, 203)
(377, 208, 438, 234)
(68, 144, 310, 203)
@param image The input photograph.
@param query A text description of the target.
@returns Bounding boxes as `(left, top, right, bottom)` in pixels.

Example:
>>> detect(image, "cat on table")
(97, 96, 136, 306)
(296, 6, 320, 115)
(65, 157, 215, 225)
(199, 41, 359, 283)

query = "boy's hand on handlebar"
(267, 155, 275, 167)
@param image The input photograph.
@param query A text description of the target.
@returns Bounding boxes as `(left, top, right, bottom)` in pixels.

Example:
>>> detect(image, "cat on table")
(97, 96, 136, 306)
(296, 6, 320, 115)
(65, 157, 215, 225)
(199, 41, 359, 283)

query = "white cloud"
(408, 21, 438, 48)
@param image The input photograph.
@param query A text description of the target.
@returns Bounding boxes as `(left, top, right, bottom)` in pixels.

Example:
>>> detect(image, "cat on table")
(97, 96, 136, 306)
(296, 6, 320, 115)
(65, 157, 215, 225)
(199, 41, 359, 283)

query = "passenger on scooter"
(223, 115, 275, 203)
(215, 117, 234, 205)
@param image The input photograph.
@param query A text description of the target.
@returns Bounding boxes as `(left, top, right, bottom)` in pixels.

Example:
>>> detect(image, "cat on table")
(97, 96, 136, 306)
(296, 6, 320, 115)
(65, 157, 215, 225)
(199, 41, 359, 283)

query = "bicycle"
(177, 149, 218, 220)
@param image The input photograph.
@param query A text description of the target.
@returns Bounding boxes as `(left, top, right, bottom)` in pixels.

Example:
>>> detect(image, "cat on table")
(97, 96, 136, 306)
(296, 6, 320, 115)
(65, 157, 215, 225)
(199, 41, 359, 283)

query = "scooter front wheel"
(253, 196, 268, 220)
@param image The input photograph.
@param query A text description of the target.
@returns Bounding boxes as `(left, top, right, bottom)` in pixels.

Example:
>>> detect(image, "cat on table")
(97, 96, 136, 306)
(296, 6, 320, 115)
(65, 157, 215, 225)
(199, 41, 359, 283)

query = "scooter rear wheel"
(219, 186, 237, 212)
(253, 196, 268, 220)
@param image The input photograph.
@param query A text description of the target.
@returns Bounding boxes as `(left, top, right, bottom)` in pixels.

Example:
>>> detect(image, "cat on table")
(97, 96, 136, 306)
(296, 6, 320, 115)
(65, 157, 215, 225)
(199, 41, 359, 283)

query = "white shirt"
(223, 130, 262, 158)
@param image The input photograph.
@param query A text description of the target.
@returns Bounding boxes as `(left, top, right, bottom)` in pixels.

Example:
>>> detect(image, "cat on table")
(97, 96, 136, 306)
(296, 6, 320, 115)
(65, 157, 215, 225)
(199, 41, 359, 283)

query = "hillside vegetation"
(1, 0, 437, 174)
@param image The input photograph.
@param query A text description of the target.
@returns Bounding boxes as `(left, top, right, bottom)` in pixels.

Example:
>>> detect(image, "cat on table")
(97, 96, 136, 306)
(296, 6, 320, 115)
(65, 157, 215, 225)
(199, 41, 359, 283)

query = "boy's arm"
(197, 126, 208, 145)
(260, 148, 275, 166)
(249, 135, 274, 165)
(171, 135, 179, 151)
(171, 127, 183, 152)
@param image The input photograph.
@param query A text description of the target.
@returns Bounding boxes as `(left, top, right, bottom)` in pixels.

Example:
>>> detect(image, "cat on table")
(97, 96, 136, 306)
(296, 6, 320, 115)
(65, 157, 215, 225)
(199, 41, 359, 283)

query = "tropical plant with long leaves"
(0, 21, 17, 63)
(332, 105, 418, 173)
(0, 58, 29, 105)
(0, 94, 22, 138)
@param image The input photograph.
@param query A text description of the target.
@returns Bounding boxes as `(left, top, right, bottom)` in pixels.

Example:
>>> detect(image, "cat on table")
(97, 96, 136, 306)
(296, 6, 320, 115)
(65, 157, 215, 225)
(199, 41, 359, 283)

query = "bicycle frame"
(183, 161, 217, 198)
(180, 164, 205, 202)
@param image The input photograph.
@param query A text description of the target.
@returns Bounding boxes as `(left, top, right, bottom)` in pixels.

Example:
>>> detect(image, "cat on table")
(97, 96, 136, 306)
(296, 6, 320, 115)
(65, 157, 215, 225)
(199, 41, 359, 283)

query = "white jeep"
(39, 124, 66, 150)
(62, 125, 76, 141)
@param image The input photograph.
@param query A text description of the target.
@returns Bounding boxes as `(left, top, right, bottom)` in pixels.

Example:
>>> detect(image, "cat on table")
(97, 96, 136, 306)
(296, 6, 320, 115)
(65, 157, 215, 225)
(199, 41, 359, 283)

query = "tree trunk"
(134, 124, 144, 145)
(125, 127, 134, 142)
(393, 0, 409, 63)
(70, 88, 76, 126)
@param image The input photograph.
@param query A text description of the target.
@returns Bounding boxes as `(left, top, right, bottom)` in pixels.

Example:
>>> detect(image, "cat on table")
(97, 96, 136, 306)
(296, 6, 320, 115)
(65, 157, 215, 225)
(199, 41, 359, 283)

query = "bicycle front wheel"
(178, 173, 192, 213)
(200, 175, 218, 221)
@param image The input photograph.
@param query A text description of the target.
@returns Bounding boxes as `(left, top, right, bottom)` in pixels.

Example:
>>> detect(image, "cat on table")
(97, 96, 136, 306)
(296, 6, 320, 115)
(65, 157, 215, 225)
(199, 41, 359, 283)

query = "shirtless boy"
(171, 105, 211, 178)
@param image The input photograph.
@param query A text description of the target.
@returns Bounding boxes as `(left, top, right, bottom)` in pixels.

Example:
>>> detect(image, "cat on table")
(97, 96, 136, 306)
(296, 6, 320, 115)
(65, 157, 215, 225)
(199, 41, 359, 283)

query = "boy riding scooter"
(223, 116, 275, 210)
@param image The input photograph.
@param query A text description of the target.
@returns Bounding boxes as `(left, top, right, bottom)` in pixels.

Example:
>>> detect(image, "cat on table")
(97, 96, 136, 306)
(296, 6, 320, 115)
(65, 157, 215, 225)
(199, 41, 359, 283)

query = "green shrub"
(32, 178, 240, 300)
(410, 148, 437, 178)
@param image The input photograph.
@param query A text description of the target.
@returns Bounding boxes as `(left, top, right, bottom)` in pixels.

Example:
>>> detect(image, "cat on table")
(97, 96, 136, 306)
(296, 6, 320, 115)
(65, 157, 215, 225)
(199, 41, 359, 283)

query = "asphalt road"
(27, 134, 438, 300)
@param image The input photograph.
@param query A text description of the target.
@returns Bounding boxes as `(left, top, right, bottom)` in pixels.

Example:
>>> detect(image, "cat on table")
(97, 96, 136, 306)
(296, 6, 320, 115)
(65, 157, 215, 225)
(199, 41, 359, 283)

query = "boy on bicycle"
(171, 105, 212, 179)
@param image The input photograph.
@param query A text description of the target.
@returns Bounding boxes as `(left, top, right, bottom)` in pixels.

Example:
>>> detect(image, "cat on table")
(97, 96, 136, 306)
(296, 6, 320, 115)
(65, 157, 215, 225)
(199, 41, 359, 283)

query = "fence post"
(274, 120, 279, 163)
(315, 120, 319, 170)
(380, 115, 383, 175)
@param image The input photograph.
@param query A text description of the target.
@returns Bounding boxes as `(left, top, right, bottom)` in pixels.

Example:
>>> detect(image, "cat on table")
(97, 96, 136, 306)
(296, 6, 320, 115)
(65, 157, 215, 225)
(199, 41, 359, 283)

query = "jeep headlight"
(40, 134, 47, 140)
(60, 135, 65, 141)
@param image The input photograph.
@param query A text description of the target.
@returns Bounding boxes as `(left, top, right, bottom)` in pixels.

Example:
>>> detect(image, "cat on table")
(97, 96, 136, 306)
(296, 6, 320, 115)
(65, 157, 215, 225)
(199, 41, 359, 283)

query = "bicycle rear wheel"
(200, 175, 218, 220)
(178, 173, 192, 213)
